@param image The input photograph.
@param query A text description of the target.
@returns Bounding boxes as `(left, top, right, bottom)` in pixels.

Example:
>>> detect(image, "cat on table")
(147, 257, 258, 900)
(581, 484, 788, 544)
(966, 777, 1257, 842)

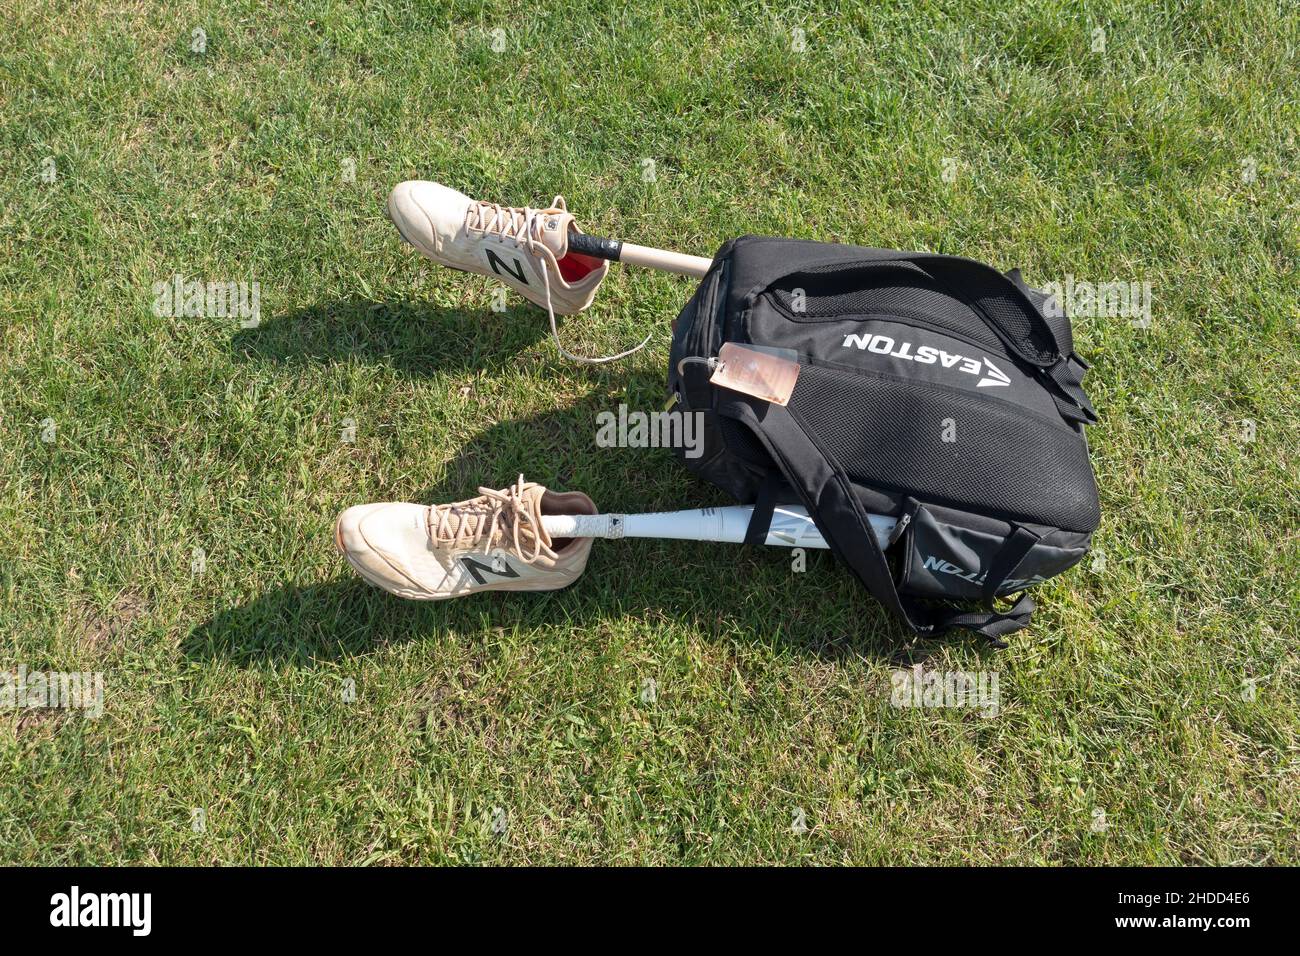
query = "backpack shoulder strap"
(716, 396, 1035, 645)
(910, 255, 1098, 427)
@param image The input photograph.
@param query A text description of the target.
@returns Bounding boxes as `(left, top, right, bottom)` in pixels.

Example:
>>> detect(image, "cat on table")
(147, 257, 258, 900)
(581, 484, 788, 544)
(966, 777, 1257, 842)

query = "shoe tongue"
(536, 209, 573, 257)
(515, 484, 553, 550)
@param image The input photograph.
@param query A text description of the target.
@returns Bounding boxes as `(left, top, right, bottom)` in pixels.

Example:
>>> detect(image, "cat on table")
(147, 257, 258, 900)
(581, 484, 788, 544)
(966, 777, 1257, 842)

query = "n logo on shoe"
(460, 555, 520, 584)
(485, 248, 529, 286)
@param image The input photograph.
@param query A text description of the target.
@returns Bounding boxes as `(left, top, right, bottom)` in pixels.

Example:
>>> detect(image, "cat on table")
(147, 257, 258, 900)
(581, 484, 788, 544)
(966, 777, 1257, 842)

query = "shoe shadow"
(230, 296, 552, 378)
(181, 555, 926, 669)
(184, 577, 427, 667)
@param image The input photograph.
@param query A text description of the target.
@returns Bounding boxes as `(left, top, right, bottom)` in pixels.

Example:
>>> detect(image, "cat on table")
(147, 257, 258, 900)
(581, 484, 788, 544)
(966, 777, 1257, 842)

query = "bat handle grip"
(568, 232, 714, 278)
(566, 232, 624, 262)
(543, 513, 625, 540)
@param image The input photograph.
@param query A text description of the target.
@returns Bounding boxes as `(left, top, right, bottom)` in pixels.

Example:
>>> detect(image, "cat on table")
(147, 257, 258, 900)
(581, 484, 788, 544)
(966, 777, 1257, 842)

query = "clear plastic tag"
(710, 342, 801, 406)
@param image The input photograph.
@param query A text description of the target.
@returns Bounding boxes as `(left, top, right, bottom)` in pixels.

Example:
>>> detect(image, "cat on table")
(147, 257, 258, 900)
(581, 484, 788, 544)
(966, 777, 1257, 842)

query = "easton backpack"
(667, 236, 1101, 645)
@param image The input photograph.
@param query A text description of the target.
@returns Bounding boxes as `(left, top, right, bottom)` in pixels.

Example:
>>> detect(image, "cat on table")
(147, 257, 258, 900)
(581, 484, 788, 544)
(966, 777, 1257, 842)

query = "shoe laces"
(465, 196, 560, 253)
(464, 196, 651, 365)
(428, 474, 556, 565)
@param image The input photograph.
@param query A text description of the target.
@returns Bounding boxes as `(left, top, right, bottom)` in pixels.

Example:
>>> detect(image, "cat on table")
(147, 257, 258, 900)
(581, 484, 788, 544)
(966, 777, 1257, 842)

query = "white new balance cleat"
(387, 181, 646, 362)
(335, 476, 599, 600)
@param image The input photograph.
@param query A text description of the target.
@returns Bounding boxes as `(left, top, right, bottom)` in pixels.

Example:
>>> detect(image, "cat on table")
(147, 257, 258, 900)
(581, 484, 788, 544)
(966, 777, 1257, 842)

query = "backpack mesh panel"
(718, 415, 770, 465)
(1033, 290, 1075, 356)
(1009, 270, 1076, 357)
(767, 263, 1005, 350)
(788, 364, 1100, 531)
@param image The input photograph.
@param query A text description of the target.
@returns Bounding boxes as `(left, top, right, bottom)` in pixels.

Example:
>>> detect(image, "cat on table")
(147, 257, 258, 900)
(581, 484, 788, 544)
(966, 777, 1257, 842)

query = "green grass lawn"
(1, 0, 1296, 865)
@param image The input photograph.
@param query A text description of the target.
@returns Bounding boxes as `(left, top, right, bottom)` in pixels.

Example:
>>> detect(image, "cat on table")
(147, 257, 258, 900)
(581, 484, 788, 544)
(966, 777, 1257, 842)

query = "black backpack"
(667, 236, 1100, 645)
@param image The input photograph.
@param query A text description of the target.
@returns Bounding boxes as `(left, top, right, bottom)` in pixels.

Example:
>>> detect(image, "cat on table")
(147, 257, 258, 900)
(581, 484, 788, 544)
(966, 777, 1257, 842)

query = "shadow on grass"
(199, 313, 983, 667)
(230, 296, 551, 377)
(181, 568, 948, 669)
(184, 577, 416, 667)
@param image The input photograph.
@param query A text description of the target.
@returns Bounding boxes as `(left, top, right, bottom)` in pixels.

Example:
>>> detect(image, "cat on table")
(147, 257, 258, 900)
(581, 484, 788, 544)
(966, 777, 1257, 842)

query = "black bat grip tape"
(567, 232, 623, 261)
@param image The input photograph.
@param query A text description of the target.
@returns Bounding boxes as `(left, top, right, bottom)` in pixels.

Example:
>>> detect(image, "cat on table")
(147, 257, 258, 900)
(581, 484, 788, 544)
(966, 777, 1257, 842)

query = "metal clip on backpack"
(665, 236, 1101, 645)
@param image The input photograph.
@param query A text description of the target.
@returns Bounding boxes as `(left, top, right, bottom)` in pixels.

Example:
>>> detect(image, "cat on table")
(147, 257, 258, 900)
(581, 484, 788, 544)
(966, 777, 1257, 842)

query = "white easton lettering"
(841, 335, 1011, 387)
(922, 555, 1048, 591)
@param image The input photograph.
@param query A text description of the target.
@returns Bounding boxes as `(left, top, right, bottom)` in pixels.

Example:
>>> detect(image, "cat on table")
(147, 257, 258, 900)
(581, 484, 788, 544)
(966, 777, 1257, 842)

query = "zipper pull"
(888, 511, 912, 546)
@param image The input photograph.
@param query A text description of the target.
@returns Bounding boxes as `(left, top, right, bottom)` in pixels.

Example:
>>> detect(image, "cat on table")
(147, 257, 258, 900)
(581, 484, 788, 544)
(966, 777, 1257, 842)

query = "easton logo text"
(841, 334, 1011, 388)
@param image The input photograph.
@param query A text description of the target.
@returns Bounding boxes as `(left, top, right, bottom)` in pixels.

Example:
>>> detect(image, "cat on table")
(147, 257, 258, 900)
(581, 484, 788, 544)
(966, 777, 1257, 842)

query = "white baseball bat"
(542, 504, 896, 551)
